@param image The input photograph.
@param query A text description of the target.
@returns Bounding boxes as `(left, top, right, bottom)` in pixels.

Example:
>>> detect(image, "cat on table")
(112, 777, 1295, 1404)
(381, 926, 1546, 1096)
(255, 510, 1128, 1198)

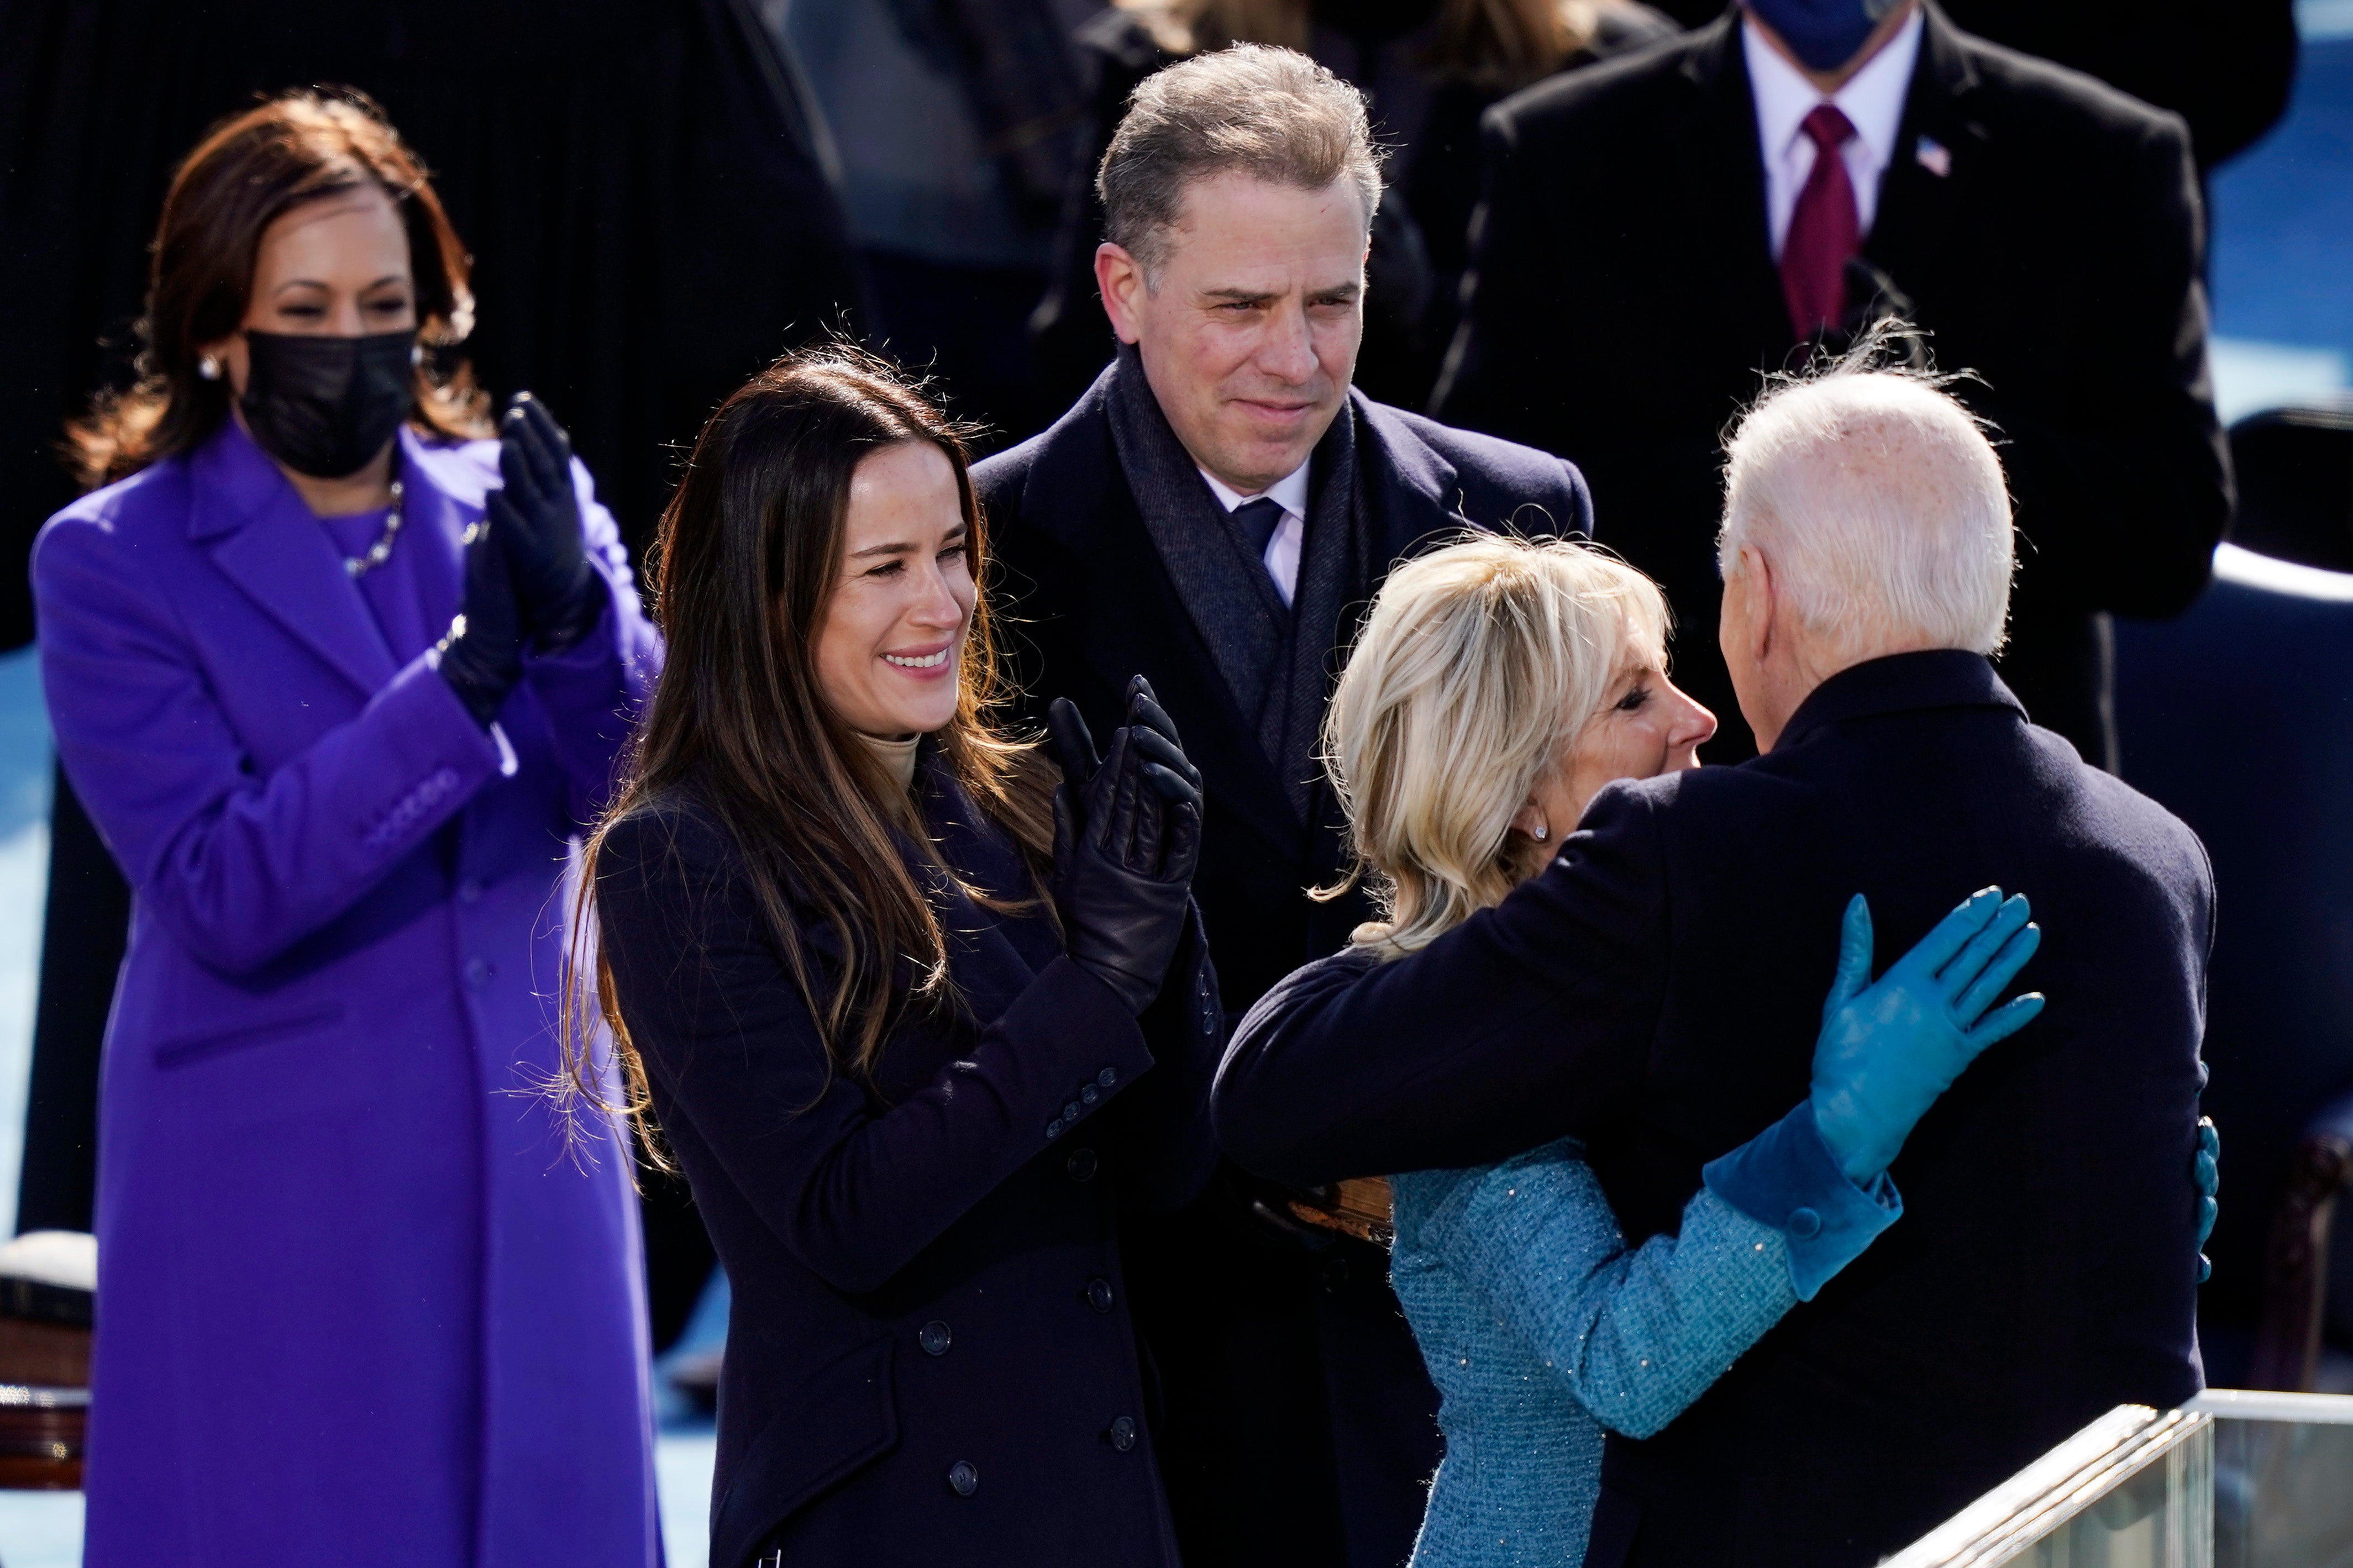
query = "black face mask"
(238, 329, 417, 478)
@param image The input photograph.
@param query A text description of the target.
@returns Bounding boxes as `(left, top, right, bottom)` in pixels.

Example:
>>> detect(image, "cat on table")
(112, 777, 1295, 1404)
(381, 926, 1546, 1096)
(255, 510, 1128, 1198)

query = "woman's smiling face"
(812, 440, 976, 739)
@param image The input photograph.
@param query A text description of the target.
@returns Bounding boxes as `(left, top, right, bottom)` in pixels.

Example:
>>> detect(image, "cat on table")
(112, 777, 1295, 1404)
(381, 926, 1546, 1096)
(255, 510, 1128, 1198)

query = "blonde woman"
(1266, 536, 2047, 1566)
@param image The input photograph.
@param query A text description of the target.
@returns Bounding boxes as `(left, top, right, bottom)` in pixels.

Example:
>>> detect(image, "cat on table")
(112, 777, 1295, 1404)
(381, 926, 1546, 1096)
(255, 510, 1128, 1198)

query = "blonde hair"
(1320, 534, 1670, 956)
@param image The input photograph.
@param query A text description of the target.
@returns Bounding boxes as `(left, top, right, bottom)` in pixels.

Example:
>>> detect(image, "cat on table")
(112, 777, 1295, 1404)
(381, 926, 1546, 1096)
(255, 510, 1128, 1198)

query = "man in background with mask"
(1436, 0, 2230, 770)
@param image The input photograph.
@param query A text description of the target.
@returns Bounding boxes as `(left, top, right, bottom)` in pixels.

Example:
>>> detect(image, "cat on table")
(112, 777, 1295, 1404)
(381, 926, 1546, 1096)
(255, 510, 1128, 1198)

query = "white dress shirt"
(1743, 7, 1925, 260)
(1198, 460, 1310, 607)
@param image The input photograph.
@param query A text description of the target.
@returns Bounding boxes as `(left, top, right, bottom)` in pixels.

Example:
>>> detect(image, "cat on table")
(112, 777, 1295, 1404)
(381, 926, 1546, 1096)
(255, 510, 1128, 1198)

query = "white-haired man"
(975, 41, 1593, 1568)
(1217, 356, 2215, 1566)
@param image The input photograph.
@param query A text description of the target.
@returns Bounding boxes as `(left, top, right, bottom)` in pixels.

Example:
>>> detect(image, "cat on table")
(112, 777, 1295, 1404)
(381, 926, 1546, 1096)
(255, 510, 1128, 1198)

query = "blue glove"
(1810, 888, 2047, 1184)
(2195, 1116, 2219, 1283)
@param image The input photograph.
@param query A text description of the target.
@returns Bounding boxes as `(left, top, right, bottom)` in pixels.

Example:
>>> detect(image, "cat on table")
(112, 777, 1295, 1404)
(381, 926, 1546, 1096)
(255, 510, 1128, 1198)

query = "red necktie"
(1781, 104, 1859, 338)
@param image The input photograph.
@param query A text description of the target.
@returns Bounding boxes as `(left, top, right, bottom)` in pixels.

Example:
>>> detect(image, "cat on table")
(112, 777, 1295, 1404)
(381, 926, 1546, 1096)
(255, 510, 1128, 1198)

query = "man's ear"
(1744, 546, 1780, 664)
(1095, 243, 1147, 346)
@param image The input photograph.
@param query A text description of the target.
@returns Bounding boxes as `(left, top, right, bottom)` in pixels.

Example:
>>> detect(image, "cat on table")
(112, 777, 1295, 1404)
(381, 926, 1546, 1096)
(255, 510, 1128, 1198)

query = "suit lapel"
(189, 422, 398, 697)
(1862, 3, 1979, 327)
(1679, 11, 1796, 359)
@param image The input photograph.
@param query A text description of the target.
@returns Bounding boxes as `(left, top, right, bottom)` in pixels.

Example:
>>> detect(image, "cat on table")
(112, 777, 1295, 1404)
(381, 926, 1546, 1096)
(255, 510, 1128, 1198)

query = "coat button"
(1063, 1100, 1082, 1122)
(1096, 1067, 1117, 1088)
(1080, 1085, 1099, 1106)
(457, 877, 484, 904)
(464, 957, 493, 988)
(1046, 1118, 1065, 1141)
(919, 1320, 952, 1356)
(1108, 1416, 1138, 1453)
(1067, 1148, 1099, 1183)
(1085, 1277, 1115, 1313)
(1787, 1207, 1822, 1239)
(947, 1460, 978, 1497)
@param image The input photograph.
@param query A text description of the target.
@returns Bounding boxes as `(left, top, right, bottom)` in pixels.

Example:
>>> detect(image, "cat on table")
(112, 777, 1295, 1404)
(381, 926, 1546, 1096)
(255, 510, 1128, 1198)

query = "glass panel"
(2188, 1390, 2353, 1568)
(1885, 1406, 2214, 1568)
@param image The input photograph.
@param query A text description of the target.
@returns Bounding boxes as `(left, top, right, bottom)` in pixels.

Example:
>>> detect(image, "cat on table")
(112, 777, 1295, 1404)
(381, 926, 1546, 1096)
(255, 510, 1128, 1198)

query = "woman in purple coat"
(30, 92, 662, 1564)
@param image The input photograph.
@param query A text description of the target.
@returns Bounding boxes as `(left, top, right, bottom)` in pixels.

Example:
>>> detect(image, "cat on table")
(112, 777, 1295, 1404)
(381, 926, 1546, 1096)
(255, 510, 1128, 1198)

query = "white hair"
(1320, 534, 1669, 956)
(1716, 362, 2014, 661)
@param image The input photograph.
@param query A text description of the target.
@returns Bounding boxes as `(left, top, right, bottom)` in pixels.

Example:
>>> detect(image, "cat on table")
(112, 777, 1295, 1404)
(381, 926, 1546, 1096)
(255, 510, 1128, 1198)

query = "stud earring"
(1533, 822, 1549, 841)
(197, 355, 222, 382)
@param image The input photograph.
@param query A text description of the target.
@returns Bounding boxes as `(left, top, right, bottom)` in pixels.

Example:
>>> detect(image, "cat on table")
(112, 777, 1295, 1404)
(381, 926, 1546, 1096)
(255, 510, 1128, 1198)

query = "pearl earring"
(197, 355, 222, 382)
(1533, 823, 1548, 841)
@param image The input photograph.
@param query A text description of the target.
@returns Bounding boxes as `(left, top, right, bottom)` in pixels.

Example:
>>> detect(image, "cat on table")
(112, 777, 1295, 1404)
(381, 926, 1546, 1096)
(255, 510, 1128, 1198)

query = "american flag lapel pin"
(1915, 135, 1952, 177)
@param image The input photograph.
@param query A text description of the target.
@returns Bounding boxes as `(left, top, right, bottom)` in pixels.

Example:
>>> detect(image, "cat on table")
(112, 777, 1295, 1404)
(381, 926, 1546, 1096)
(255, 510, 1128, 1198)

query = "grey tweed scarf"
(1102, 344, 1368, 820)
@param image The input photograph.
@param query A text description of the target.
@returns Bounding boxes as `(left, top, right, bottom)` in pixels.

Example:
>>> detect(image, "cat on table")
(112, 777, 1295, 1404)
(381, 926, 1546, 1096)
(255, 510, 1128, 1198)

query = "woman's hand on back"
(1046, 677, 1203, 1014)
(492, 393, 601, 651)
(1809, 888, 2046, 1185)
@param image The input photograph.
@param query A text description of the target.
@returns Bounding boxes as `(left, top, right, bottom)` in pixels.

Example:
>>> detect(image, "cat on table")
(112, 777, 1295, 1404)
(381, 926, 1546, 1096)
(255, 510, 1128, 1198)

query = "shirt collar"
(1742, 6, 1925, 171)
(1198, 457, 1312, 519)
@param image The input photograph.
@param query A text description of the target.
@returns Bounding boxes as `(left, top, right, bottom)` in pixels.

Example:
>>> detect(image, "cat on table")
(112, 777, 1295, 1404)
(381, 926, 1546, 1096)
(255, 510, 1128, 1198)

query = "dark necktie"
(1231, 496, 1286, 564)
(1781, 104, 1860, 338)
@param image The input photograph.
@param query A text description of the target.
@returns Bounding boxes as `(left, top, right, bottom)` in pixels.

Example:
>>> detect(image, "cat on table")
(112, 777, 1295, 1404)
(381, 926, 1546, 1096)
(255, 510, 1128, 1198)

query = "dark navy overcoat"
(594, 753, 1222, 1567)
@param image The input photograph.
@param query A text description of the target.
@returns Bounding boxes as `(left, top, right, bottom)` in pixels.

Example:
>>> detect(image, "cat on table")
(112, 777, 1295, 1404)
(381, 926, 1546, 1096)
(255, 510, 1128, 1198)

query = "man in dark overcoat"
(1436, 0, 2232, 766)
(1217, 356, 2214, 1566)
(972, 44, 1590, 1568)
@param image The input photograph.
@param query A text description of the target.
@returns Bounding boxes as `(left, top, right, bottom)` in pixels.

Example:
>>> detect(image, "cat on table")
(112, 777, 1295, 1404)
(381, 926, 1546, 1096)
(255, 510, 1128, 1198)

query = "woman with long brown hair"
(582, 346, 1217, 1566)
(31, 91, 660, 1562)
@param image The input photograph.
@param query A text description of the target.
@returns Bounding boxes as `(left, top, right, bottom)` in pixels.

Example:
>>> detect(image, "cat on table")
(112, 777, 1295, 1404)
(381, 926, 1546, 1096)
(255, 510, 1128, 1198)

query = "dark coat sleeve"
(1100, 907, 1224, 1212)
(596, 805, 1160, 1296)
(1212, 779, 1667, 1186)
(1979, 109, 2229, 620)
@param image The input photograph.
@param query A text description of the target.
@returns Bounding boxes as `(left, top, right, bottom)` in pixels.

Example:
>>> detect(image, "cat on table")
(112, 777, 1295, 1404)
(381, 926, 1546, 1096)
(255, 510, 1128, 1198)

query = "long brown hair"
(65, 87, 489, 491)
(564, 346, 1059, 1157)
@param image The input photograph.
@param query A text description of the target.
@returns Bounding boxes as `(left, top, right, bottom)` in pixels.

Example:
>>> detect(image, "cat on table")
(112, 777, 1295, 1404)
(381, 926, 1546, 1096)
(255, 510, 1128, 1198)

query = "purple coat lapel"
(187, 422, 406, 697)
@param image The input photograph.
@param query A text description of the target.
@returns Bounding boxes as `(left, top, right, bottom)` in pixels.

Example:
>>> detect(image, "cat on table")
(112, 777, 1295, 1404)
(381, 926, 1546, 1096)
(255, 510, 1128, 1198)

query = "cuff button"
(1787, 1206, 1822, 1239)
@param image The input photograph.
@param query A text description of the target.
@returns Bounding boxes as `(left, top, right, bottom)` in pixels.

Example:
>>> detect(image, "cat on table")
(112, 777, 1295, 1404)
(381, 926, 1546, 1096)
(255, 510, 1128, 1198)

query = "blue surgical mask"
(1743, 0, 1897, 73)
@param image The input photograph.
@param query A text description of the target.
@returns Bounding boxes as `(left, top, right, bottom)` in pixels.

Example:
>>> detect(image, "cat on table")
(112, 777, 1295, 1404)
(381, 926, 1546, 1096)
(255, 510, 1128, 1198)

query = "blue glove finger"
(1821, 894, 1875, 1028)
(2194, 1150, 2218, 1197)
(2198, 1118, 2219, 1162)
(2198, 1255, 2212, 1285)
(2197, 1194, 2218, 1248)
(1902, 887, 2005, 980)
(1950, 920, 2041, 1025)
(1933, 892, 2032, 993)
(1962, 990, 2045, 1050)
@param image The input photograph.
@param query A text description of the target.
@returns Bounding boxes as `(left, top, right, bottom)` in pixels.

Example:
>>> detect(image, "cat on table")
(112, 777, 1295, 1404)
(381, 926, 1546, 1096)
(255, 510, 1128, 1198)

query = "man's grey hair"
(1716, 343, 2014, 662)
(1098, 44, 1383, 281)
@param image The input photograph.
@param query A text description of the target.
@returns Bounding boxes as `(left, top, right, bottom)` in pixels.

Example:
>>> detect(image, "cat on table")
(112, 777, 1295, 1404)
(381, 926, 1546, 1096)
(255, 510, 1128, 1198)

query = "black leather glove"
(495, 393, 602, 652)
(437, 511, 526, 728)
(1048, 679, 1203, 1015)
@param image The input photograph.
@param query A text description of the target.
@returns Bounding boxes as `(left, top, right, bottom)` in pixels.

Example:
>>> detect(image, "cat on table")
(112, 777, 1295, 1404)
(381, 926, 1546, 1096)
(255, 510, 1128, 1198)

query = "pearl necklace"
(342, 480, 405, 578)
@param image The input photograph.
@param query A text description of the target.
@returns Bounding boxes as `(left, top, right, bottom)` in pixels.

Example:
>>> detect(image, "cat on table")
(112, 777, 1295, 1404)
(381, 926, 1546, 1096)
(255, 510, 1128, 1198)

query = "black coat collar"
(1774, 648, 2026, 751)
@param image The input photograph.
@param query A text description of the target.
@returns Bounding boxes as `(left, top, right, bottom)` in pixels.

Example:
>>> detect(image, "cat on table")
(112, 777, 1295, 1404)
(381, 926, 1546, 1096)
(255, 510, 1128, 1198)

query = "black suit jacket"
(1216, 651, 2213, 1566)
(596, 762, 1221, 1568)
(1437, 2, 2230, 766)
(973, 374, 1590, 1568)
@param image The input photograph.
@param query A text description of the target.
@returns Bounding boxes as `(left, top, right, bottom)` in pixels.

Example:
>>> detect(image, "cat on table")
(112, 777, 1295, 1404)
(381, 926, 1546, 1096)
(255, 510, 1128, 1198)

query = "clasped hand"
(1047, 677, 1204, 1015)
(1810, 888, 2045, 1185)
